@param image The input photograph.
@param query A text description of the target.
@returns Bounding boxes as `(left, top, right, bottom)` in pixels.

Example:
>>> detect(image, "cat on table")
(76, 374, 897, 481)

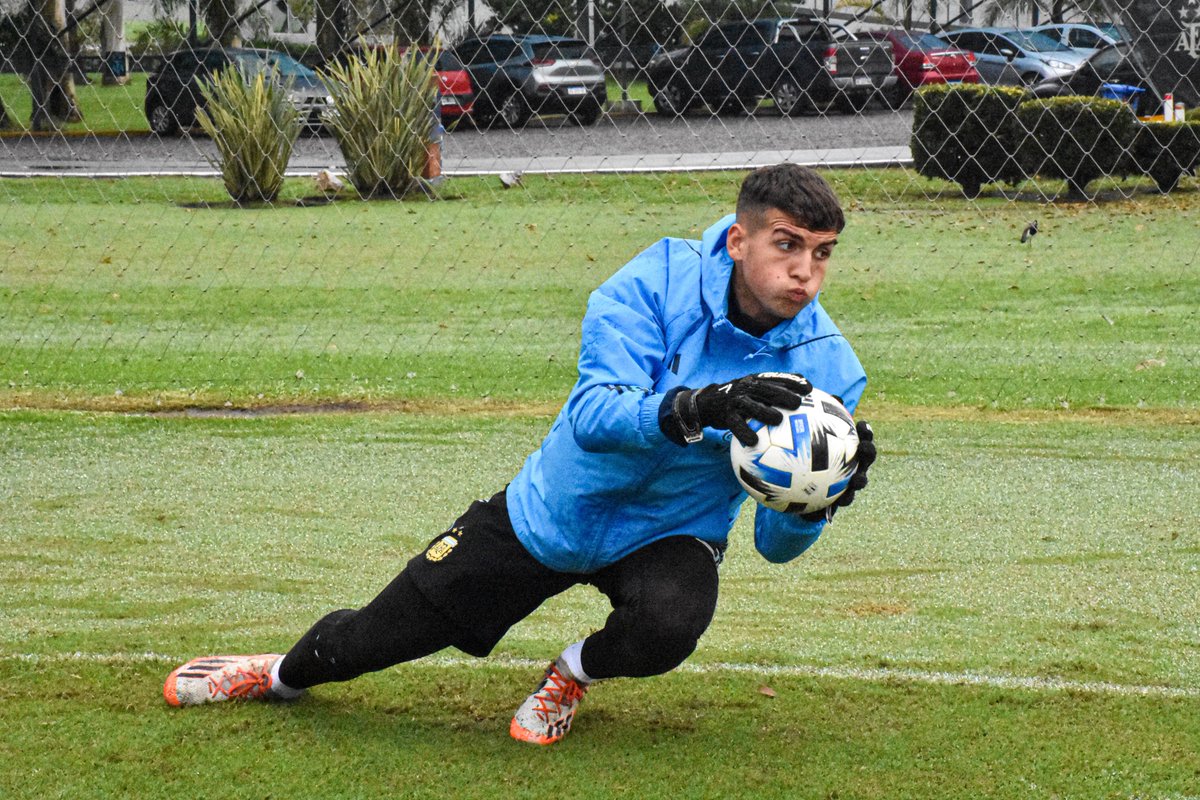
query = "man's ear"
(726, 222, 747, 262)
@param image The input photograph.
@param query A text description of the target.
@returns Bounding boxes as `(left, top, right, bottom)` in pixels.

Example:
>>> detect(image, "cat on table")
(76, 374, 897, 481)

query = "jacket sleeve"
(754, 509, 825, 563)
(752, 357, 869, 562)
(564, 243, 677, 453)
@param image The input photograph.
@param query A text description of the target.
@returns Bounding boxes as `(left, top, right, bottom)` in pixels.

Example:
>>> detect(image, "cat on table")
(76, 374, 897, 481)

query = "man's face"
(726, 208, 839, 330)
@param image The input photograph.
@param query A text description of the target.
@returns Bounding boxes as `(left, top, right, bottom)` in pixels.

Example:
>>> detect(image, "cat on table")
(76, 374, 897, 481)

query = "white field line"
(4, 651, 1198, 700)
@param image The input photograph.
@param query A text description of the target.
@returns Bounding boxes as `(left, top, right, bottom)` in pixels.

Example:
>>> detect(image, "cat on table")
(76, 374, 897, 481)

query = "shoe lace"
(210, 663, 272, 700)
(532, 665, 586, 722)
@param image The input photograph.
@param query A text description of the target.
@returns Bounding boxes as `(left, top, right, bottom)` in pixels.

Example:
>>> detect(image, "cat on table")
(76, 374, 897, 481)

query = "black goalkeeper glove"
(799, 420, 877, 523)
(660, 372, 812, 447)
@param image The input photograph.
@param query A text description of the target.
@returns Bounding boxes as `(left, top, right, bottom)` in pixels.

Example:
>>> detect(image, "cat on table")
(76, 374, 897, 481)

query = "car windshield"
(1009, 30, 1074, 53)
(234, 51, 317, 78)
(1088, 42, 1130, 73)
(436, 51, 464, 70)
(899, 32, 957, 50)
(531, 41, 589, 60)
(1098, 23, 1130, 41)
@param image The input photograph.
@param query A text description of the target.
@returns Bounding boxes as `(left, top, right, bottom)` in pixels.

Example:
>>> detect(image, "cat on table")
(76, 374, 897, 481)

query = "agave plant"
(196, 66, 301, 204)
(320, 46, 438, 199)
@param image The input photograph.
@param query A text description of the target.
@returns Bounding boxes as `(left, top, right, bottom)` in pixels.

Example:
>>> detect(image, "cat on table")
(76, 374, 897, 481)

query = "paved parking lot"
(0, 106, 915, 176)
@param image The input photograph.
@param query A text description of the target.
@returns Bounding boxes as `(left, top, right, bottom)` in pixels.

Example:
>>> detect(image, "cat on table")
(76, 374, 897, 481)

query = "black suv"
(145, 47, 332, 136)
(453, 35, 606, 127)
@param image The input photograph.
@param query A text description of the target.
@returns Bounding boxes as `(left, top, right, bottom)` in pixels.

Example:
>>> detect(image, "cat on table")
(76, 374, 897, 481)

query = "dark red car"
(864, 30, 979, 105)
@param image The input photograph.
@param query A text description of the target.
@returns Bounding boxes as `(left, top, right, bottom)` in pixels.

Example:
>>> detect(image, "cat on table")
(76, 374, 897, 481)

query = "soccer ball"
(729, 387, 861, 514)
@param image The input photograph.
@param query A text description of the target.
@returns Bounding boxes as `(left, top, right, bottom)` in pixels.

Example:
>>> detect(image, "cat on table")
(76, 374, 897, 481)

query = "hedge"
(1015, 96, 1139, 199)
(913, 84, 1197, 198)
(911, 83, 1030, 198)
(1135, 120, 1200, 193)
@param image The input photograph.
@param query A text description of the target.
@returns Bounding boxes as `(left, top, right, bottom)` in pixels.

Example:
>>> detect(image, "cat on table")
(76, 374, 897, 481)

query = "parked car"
(452, 35, 606, 127)
(1030, 22, 1130, 55)
(936, 27, 1090, 85)
(862, 29, 980, 105)
(397, 47, 474, 123)
(645, 14, 896, 117)
(145, 47, 332, 136)
(326, 45, 474, 123)
(1030, 42, 1159, 116)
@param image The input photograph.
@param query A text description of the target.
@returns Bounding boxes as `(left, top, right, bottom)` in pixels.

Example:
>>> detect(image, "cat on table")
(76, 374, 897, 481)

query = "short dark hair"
(736, 164, 845, 233)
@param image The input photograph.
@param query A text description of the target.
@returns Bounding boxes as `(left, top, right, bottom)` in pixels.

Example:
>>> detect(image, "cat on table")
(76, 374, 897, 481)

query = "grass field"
(0, 73, 151, 133)
(1, 170, 1198, 798)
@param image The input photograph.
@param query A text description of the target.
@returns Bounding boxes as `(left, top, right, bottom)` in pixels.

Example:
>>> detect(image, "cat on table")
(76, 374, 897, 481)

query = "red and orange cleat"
(164, 654, 294, 707)
(509, 661, 588, 745)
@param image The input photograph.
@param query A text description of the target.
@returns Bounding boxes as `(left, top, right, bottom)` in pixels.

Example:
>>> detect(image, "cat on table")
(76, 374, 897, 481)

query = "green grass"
(1, 171, 1197, 410)
(1, 409, 1197, 798)
(1, 170, 1198, 797)
(0, 72, 150, 133)
(607, 76, 656, 111)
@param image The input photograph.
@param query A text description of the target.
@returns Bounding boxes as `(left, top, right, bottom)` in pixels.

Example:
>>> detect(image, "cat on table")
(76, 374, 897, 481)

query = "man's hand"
(800, 420, 876, 523)
(661, 372, 812, 447)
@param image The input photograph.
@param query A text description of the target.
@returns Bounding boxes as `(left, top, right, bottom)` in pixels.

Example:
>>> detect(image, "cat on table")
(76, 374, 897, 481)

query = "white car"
(1030, 23, 1130, 55)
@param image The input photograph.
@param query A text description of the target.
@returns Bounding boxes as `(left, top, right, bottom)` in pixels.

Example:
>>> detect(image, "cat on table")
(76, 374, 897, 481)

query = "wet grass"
(0, 409, 1197, 798)
(1, 171, 1197, 410)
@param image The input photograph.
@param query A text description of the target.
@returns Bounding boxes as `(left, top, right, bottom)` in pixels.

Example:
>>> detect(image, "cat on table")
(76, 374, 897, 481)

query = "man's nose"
(789, 251, 813, 281)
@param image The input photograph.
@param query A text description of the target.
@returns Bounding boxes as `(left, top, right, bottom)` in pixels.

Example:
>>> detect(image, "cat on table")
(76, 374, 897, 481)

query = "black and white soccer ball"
(729, 387, 861, 514)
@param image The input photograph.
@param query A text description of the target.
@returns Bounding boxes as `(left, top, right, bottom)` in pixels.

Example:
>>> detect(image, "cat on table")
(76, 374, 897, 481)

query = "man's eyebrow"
(771, 225, 839, 246)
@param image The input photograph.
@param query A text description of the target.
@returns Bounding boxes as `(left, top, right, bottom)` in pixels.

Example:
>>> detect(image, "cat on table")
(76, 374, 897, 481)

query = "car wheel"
(496, 92, 530, 128)
(836, 91, 872, 114)
(147, 101, 179, 136)
(772, 78, 804, 117)
(1020, 72, 1042, 86)
(569, 100, 602, 126)
(717, 93, 757, 116)
(885, 82, 911, 109)
(653, 81, 692, 117)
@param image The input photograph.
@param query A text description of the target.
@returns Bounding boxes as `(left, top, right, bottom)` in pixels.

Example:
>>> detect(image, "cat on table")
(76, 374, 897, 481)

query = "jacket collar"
(699, 214, 830, 349)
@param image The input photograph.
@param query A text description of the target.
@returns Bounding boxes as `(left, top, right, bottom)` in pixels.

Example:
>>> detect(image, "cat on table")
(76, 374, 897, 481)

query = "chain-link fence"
(0, 0, 1197, 406)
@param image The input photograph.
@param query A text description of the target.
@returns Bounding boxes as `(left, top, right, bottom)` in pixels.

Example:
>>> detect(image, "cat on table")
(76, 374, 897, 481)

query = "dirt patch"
(846, 601, 910, 617)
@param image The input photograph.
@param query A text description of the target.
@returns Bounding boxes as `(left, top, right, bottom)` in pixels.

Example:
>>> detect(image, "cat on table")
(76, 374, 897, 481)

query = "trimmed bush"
(911, 83, 1030, 198)
(196, 67, 301, 204)
(1135, 120, 1200, 193)
(320, 46, 438, 199)
(1016, 96, 1138, 199)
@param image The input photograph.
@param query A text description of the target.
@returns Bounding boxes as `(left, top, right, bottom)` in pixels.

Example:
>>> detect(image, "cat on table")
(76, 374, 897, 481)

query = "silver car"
(1030, 22, 1131, 56)
(937, 27, 1091, 85)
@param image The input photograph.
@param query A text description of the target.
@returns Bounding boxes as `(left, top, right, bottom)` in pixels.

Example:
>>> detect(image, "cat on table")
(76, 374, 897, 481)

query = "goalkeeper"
(164, 163, 877, 745)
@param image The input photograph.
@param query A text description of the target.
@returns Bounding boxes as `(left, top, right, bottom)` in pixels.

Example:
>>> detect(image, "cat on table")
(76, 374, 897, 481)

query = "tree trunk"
(202, 0, 243, 46)
(1051, 0, 1066, 24)
(903, 0, 913, 29)
(316, 0, 347, 60)
(100, 0, 129, 86)
(29, 0, 82, 131)
(393, 0, 431, 46)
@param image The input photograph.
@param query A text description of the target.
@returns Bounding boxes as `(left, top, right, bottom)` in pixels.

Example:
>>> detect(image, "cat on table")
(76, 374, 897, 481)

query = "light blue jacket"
(506, 214, 867, 573)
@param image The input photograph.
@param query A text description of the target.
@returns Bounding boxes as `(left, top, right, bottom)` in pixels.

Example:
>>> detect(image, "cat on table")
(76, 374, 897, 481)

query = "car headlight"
(1047, 59, 1072, 70)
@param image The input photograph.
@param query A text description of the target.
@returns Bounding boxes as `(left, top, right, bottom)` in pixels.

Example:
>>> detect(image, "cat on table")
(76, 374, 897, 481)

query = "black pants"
(279, 491, 721, 689)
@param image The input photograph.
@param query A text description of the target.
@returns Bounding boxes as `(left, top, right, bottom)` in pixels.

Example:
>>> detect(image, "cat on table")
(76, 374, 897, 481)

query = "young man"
(163, 163, 876, 746)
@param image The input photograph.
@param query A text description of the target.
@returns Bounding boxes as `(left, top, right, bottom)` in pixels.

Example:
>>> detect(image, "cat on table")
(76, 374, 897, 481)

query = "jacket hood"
(698, 214, 831, 349)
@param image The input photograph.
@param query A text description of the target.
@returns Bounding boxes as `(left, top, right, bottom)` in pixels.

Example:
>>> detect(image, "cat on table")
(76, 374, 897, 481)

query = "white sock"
(268, 655, 305, 699)
(557, 640, 593, 685)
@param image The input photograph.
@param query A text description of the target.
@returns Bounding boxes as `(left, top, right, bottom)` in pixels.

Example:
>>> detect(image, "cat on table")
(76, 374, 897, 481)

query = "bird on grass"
(1020, 220, 1039, 243)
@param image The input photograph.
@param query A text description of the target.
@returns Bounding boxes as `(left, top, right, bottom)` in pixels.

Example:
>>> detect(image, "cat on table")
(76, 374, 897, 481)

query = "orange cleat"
(163, 654, 292, 707)
(509, 661, 588, 745)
